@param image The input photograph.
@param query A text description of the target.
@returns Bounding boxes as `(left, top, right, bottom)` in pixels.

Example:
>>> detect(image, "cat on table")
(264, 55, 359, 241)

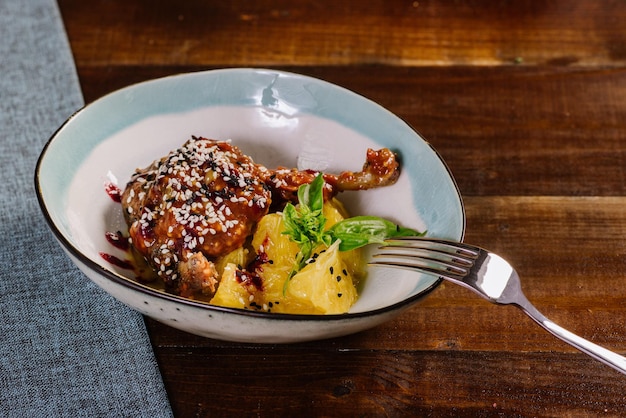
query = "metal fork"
(370, 236, 626, 375)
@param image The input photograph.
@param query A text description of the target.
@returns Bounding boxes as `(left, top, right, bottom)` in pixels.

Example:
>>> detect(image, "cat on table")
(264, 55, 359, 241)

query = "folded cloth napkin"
(0, 1, 173, 416)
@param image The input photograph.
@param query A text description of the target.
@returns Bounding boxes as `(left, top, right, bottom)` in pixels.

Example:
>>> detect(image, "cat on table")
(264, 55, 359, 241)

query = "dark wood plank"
(148, 343, 626, 417)
(59, 0, 626, 67)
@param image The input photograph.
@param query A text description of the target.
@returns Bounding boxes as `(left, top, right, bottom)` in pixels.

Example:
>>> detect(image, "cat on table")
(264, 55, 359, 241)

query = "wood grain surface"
(58, 0, 626, 416)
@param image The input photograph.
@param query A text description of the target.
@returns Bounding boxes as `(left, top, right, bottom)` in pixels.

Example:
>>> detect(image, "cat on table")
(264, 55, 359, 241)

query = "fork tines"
(369, 237, 478, 280)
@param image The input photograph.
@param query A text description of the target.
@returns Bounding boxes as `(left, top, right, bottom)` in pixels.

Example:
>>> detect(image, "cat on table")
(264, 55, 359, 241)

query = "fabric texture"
(0, 1, 173, 416)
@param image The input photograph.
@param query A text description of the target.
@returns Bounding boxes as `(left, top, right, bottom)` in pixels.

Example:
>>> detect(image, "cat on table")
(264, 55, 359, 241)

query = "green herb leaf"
(328, 216, 425, 251)
(297, 173, 325, 213)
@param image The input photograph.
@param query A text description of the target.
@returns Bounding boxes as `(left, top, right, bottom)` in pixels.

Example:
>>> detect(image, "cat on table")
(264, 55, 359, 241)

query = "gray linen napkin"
(0, 1, 173, 416)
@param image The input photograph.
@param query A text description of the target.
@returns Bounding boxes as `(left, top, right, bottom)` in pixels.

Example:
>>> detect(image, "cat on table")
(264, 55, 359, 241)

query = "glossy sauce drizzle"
(101, 183, 134, 270)
(235, 236, 272, 291)
(104, 182, 122, 203)
(99, 252, 134, 270)
(105, 231, 130, 251)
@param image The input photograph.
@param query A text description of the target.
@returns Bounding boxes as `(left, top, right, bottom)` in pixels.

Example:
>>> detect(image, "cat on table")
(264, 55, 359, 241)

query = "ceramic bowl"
(35, 68, 464, 343)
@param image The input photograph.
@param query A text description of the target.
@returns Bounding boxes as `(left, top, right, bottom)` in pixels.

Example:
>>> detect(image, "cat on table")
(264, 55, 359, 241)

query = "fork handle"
(520, 302, 626, 375)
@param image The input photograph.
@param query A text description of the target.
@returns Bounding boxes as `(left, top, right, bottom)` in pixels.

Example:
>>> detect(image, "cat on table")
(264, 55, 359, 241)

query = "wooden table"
(58, 1, 626, 415)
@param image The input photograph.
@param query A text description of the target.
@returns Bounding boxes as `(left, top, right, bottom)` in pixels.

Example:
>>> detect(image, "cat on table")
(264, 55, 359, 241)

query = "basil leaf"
(282, 203, 301, 242)
(297, 172, 324, 213)
(329, 216, 425, 251)
(308, 173, 325, 213)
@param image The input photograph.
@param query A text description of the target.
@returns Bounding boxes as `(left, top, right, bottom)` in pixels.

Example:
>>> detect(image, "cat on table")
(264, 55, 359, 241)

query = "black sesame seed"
(329, 266, 334, 275)
(336, 276, 342, 282)
(342, 269, 348, 276)
(337, 293, 343, 298)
